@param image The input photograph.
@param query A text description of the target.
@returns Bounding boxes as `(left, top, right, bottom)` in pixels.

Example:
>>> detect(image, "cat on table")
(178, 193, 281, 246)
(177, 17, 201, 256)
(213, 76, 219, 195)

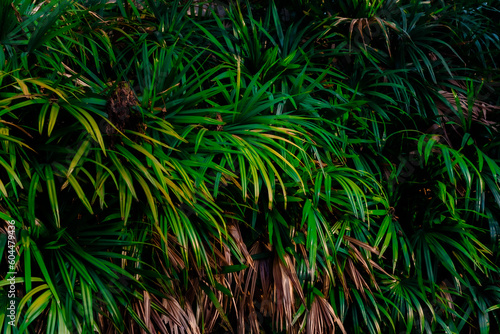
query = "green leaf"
(31, 243, 60, 304)
(47, 103, 59, 137)
(18, 290, 52, 333)
(199, 281, 233, 331)
(44, 165, 60, 228)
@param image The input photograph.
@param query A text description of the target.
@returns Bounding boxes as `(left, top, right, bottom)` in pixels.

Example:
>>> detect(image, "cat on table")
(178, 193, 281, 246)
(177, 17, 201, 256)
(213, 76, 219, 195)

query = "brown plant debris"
(106, 82, 139, 136)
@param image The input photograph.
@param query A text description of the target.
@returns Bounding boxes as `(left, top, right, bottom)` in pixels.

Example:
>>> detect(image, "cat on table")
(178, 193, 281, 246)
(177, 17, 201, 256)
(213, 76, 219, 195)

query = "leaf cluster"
(1, 0, 500, 333)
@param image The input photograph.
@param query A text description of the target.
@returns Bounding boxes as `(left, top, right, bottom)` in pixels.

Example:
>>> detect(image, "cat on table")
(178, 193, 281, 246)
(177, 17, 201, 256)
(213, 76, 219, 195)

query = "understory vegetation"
(1, 0, 500, 332)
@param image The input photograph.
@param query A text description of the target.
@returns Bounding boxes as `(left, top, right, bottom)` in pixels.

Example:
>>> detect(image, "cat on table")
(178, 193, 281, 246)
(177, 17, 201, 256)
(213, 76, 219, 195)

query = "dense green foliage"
(1, 0, 500, 332)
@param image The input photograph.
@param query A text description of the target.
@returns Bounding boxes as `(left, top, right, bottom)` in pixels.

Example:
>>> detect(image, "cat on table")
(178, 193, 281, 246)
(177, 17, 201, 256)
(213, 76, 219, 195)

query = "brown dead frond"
(344, 235, 394, 291)
(159, 294, 200, 334)
(342, 235, 392, 301)
(152, 232, 186, 271)
(236, 241, 307, 333)
(235, 240, 272, 334)
(334, 16, 399, 56)
(131, 292, 200, 334)
(345, 257, 370, 300)
(199, 283, 224, 333)
(213, 240, 239, 327)
(272, 253, 305, 333)
(436, 89, 500, 132)
(0, 120, 33, 138)
(349, 246, 378, 291)
(307, 295, 347, 334)
(228, 221, 254, 267)
(439, 280, 456, 320)
(344, 235, 380, 256)
(151, 231, 186, 295)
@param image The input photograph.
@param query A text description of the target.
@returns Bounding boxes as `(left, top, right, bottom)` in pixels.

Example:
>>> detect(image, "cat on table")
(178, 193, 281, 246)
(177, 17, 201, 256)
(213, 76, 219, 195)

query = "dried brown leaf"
(344, 235, 380, 255)
(307, 296, 346, 334)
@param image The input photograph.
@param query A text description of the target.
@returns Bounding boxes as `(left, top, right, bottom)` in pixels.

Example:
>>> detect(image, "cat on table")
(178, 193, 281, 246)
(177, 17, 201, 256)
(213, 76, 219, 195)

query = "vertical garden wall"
(1, 0, 500, 332)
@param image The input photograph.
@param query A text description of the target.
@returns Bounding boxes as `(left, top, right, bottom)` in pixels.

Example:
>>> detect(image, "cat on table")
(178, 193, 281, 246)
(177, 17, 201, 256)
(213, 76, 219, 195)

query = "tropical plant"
(1, 0, 499, 333)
